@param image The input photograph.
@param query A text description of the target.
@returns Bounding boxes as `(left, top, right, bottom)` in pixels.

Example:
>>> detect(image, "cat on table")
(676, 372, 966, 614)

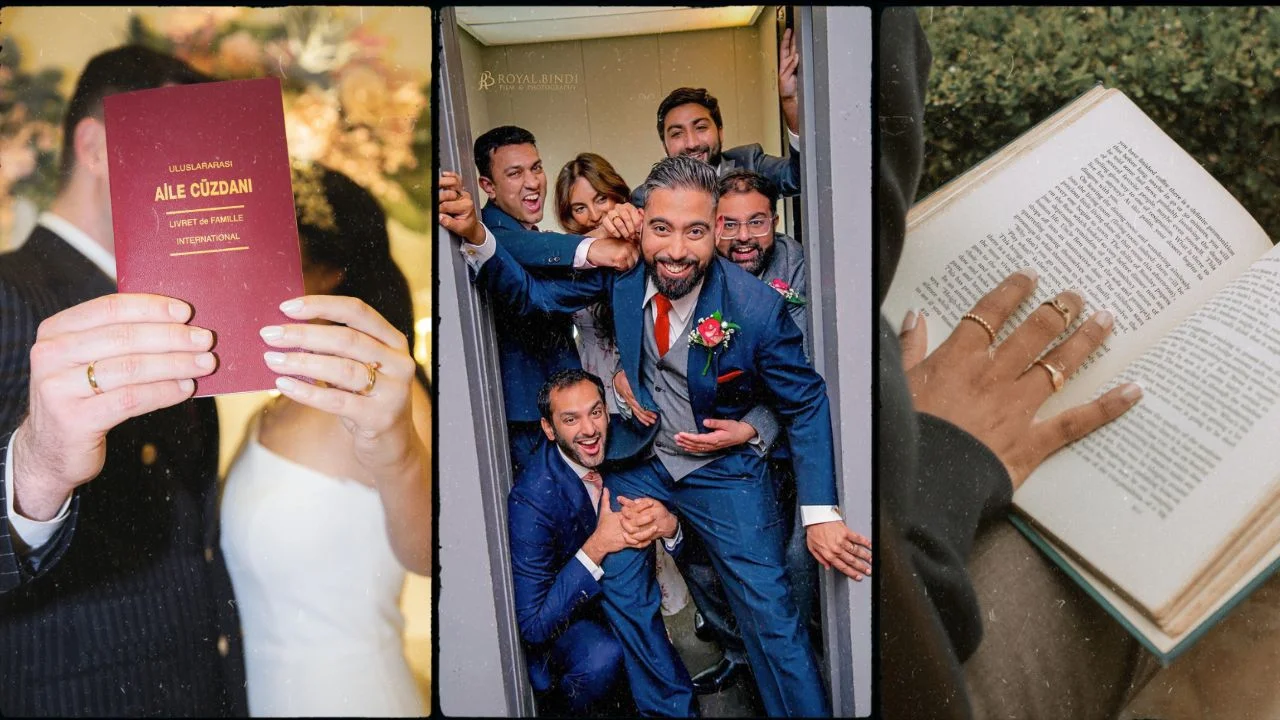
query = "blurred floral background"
(0, 5, 432, 701)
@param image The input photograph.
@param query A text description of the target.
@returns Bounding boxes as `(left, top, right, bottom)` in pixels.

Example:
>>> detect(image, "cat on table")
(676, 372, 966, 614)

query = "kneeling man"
(508, 369, 682, 715)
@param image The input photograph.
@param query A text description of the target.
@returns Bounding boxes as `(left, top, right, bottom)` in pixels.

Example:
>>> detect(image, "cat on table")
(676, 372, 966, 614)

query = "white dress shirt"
(4, 213, 105, 554)
(462, 227, 842, 527)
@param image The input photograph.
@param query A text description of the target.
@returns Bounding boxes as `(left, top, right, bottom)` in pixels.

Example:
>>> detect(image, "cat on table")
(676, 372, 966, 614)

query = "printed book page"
(881, 91, 1270, 420)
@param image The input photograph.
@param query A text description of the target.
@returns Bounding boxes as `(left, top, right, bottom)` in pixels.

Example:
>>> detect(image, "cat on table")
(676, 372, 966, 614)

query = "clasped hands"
(584, 487, 679, 563)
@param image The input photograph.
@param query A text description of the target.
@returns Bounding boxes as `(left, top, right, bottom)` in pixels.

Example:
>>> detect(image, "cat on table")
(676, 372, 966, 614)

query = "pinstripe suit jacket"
(0, 226, 247, 716)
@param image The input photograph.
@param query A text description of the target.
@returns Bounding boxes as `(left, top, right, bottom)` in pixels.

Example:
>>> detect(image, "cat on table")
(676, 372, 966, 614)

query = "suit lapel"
(551, 447, 598, 537)
(687, 259, 728, 422)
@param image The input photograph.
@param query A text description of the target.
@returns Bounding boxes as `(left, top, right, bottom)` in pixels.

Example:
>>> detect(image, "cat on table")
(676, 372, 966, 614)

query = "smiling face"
(567, 176, 619, 233)
(541, 378, 609, 469)
(661, 103, 724, 167)
(641, 186, 719, 300)
(478, 142, 546, 227)
(715, 189, 778, 276)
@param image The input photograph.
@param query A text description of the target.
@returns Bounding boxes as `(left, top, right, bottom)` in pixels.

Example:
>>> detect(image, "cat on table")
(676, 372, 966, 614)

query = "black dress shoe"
(693, 610, 715, 643)
(691, 655, 749, 695)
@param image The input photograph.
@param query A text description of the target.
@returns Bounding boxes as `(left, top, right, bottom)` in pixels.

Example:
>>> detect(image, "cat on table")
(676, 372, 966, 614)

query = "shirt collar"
(643, 276, 704, 328)
(38, 211, 115, 278)
(556, 446, 592, 480)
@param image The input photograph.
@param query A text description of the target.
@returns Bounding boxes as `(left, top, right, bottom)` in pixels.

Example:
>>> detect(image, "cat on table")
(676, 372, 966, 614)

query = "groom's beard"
(647, 256, 708, 300)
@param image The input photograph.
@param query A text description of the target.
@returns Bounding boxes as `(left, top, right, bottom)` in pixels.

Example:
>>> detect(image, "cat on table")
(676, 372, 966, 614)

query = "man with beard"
(508, 369, 682, 715)
(635, 28, 803, 210)
(0, 46, 244, 716)
(715, 170, 808, 346)
(441, 155, 872, 716)
(470, 126, 642, 473)
(676, 168, 820, 696)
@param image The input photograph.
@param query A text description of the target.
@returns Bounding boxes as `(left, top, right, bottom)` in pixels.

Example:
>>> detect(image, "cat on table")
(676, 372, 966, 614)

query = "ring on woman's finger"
(1032, 358, 1066, 392)
(360, 361, 381, 396)
(1041, 297, 1074, 328)
(961, 312, 997, 344)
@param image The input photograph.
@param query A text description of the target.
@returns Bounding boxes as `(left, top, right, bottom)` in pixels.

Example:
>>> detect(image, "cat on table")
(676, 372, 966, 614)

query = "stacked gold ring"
(1033, 358, 1066, 392)
(961, 312, 997, 344)
(361, 361, 382, 395)
(1042, 298, 1073, 328)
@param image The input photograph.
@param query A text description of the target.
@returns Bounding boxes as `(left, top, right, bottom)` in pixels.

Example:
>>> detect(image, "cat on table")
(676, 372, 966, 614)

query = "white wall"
(456, 16, 785, 232)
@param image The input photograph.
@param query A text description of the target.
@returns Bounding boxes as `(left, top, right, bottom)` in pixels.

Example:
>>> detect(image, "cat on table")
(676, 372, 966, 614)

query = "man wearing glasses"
(677, 168, 820, 697)
(716, 170, 808, 351)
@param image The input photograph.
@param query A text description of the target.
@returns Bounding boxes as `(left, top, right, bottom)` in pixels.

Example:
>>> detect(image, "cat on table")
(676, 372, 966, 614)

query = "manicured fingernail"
(190, 327, 212, 345)
(263, 351, 287, 366)
(275, 377, 299, 393)
(1092, 309, 1114, 330)
(901, 309, 917, 331)
(169, 300, 191, 321)
(260, 325, 284, 340)
(178, 379, 195, 393)
(1063, 289, 1085, 304)
(279, 298, 304, 313)
(195, 352, 216, 370)
(1120, 382, 1143, 402)
(1016, 267, 1038, 282)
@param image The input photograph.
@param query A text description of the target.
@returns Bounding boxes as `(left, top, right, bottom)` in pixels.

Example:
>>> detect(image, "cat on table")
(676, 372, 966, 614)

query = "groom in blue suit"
(509, 369, 682, 715)
(443, 156, 872, 717)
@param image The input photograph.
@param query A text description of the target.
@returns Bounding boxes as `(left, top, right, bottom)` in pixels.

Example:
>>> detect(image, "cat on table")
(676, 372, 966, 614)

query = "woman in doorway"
(220, 164, 431, 717)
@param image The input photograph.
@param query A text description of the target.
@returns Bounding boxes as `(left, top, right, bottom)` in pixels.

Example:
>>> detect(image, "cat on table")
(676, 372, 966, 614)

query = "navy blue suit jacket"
(508, 441, 603, 651)
(478, 243, 839, 507)
(481, 203, 585, 423)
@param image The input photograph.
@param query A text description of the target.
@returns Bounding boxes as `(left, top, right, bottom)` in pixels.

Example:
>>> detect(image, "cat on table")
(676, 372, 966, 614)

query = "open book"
(881, 86, 1280, 663)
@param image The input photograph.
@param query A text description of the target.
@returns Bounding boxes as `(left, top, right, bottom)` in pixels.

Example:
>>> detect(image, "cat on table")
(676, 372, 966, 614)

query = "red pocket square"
(716, 369, 745, 383)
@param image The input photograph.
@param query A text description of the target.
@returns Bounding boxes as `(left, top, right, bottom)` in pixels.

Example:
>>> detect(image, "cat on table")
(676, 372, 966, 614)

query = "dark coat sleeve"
(508, 487, 602, 646)
(877, 8, 1014, 718)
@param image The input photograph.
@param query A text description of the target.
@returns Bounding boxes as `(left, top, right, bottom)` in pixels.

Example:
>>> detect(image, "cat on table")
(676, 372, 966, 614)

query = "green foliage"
(917, 7, 1280, 240)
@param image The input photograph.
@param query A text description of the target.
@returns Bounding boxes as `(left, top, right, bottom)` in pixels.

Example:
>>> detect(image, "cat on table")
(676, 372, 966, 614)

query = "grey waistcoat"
(643, 302, 723, 480)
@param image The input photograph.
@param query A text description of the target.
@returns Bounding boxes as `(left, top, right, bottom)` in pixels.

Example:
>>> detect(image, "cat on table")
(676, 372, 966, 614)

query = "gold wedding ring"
(86, 360, 103, 396)
(1042, 297, 1073, 328)
(360, 361, 381, 396)
(961, 312, 997, 344)
(1033, 358, 1066, 393)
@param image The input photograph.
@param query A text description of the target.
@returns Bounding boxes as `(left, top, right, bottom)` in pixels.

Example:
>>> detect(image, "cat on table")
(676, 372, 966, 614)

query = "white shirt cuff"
(573, 237, 597, 269)
(788, 127, 800, 150)
(5, 428, 72, 555)
(613, 382, 633, 420)
(575, 548, 605, 581)
(800, 505, 842, 527)
(459, 224, 498, 271)
(662, 521, 683, 552)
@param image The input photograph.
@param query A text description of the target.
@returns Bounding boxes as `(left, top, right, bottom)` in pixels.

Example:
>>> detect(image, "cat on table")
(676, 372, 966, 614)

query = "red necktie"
(654, 294, 672, 356)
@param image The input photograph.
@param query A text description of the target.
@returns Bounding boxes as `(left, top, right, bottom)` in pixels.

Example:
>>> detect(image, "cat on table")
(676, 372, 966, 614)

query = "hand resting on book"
(899, 268, 1144, 488)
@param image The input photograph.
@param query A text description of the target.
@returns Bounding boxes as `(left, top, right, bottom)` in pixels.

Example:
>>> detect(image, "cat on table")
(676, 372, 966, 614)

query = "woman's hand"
(261, 295, 422, 475)
(904, 268, 1143, 489)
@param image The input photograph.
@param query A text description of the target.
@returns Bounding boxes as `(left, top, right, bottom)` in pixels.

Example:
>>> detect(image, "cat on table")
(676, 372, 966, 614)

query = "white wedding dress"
(220, 418, 424, 717)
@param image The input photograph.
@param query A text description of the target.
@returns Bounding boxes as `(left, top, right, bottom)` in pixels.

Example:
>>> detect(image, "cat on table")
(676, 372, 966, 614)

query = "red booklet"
(104, 77, 303, 397)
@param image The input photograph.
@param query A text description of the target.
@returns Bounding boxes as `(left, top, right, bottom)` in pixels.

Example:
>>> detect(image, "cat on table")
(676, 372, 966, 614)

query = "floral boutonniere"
(688, 310, 741, 375)
(769, 279, 807, 305)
